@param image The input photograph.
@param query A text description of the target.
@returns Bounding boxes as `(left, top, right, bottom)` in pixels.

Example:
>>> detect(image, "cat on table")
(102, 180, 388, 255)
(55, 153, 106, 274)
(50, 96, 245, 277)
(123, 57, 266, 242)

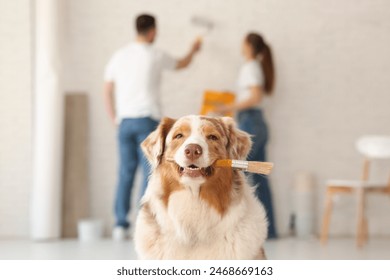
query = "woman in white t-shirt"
(217, 33, 277, 238)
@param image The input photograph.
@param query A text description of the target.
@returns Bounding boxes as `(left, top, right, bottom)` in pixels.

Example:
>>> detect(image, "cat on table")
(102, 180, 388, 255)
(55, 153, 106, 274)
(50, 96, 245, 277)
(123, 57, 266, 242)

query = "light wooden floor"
(0, 237, 389, 260)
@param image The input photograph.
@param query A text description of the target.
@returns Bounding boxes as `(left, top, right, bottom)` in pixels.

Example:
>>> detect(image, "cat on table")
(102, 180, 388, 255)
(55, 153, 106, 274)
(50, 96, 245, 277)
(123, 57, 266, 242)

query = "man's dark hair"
(136, 14, 156, 34)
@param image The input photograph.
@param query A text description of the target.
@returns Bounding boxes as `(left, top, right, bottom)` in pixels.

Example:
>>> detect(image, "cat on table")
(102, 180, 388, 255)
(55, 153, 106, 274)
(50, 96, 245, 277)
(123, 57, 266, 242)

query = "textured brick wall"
(2, 0, 390, 238)
(0, 0, 32, 238)
(64, 0, 390, 237)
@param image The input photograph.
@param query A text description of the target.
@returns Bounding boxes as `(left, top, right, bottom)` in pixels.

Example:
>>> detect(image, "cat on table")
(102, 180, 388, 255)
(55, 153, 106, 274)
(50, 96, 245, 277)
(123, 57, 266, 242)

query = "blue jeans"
(114, 117, 158, 229)
(237, 108, 277, 239)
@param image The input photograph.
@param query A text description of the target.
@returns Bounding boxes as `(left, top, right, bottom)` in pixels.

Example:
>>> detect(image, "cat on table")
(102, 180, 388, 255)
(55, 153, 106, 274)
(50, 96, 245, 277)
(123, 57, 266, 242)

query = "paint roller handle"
(191, 37, 202, 54)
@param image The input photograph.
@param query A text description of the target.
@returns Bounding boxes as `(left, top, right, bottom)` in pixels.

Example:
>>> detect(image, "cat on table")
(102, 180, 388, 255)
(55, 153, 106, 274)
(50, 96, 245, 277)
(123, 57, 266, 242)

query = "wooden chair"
(320, 136, 390, 248)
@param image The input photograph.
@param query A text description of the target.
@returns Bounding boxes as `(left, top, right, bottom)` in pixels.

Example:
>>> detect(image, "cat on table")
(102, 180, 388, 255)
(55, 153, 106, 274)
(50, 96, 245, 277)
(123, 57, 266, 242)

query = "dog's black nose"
(184, 144, 202, 160)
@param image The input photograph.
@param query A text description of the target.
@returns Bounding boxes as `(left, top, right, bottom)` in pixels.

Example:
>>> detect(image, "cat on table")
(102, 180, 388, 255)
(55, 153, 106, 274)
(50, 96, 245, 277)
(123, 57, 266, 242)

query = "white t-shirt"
(104, 42, 176, 121)
(236, 60, 264, 107)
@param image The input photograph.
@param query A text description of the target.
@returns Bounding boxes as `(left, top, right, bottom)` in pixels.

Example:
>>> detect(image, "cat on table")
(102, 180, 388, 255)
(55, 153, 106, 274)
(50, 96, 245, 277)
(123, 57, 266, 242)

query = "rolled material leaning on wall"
(31, 0, 65, 240)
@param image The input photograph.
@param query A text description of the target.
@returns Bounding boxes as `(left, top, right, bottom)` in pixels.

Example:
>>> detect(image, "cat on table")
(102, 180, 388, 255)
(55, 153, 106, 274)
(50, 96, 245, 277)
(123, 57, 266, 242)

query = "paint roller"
(190, 15, 214, 42)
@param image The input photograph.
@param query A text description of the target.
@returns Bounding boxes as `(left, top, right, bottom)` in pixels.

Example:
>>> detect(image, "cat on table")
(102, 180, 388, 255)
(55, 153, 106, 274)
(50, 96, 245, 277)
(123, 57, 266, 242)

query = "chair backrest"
(356, 136, 390, 159)
(356, 136, 390, 191)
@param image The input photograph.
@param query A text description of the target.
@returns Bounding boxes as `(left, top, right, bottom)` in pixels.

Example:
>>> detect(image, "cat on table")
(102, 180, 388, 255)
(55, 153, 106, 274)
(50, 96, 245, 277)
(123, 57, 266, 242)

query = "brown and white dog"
(134, 115, 268, 259)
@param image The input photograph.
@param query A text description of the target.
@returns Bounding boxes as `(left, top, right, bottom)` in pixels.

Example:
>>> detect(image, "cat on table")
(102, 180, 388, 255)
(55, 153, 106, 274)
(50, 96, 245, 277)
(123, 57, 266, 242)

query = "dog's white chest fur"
(135, 174, 268, 260)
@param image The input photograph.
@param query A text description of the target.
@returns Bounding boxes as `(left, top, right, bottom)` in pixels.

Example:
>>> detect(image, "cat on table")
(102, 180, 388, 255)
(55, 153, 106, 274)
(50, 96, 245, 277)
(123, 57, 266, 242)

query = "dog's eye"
(207, 134, 219, 141)
(174, 133, 183, 139)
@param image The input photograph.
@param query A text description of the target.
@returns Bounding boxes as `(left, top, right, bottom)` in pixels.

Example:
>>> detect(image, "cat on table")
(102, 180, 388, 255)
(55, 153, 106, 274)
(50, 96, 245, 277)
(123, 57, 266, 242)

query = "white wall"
(63, 0, 390, 237)
(1, 0, 390, 238)
(0, 0, 32, 237)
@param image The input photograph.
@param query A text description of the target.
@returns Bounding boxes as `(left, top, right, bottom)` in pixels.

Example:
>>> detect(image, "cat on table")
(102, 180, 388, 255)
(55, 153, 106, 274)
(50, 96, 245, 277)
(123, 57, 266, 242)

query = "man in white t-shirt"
(104, 14, 201, 240)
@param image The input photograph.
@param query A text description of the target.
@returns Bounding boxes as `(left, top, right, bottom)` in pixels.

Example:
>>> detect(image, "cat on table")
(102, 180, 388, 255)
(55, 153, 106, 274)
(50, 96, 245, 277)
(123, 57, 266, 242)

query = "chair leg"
(356, 188, 366, 248)
(320, 188, 333, 245)
(362, 217, 369, 244)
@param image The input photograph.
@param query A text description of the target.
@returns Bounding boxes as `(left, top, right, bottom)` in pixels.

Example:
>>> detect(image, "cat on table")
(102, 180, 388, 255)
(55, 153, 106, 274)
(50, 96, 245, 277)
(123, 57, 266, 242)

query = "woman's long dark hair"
(246, 33, 275, 94)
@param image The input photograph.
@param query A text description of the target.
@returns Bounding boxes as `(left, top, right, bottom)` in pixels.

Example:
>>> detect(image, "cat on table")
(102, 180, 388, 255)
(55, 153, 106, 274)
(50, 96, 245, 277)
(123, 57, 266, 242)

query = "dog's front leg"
(167, 190, 220, 245)
(168, 189, 219, 245)
(134, 202, 164, 259)
(167, 191, 199, 244)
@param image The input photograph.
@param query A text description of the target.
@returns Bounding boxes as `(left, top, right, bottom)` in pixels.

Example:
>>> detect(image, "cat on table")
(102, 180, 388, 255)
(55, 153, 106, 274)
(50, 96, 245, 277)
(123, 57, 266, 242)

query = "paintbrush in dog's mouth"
(177, 164, 213, 177)
(165, 158, 214, 177)
(166, 158, 273, 175)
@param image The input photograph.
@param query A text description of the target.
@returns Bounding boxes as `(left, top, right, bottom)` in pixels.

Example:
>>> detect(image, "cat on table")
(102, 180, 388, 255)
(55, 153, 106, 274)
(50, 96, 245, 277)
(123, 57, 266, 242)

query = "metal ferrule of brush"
(231, 160, 249, 170)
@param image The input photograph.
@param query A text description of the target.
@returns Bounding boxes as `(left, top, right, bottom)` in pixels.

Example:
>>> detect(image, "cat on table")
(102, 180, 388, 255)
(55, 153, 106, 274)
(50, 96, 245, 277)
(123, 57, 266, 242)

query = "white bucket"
(77, 219, 103, 241)
(293, 172, 315, 238)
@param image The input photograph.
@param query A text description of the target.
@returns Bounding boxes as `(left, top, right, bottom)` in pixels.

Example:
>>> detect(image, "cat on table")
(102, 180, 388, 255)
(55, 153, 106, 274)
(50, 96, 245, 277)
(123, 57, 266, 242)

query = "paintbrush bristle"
(247, 162, 274, 175)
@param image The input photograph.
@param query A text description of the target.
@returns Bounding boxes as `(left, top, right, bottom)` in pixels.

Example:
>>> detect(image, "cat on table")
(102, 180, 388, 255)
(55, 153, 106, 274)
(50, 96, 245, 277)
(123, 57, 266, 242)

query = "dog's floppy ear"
(141, 117, 176, 168)
(221, 117, 252, 160)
